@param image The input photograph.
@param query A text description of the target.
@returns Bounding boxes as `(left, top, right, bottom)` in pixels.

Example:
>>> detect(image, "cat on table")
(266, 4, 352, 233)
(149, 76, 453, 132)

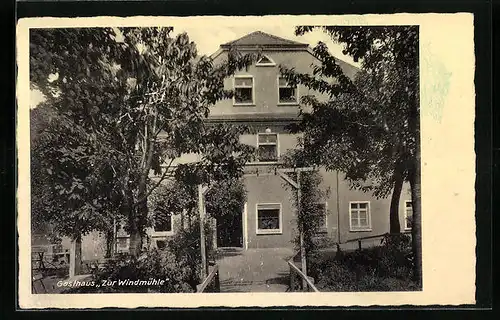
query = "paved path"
(215, 247, 295, 292)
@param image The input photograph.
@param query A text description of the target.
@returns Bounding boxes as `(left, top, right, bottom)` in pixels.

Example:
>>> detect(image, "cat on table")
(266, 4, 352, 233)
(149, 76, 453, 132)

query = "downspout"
(336, 172, 341, 244)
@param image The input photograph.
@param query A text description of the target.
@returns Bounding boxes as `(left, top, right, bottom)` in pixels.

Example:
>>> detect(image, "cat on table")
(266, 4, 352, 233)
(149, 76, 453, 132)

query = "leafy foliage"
(280, 26, 421, 284)
(281, 26, 418, 199)
(205, 178, 246, 220)
(30, 27, 257, 250)
(279, 152, 329, 257)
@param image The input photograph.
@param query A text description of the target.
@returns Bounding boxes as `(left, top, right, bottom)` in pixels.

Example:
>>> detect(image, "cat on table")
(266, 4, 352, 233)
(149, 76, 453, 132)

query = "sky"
(30, 25, 359, 109)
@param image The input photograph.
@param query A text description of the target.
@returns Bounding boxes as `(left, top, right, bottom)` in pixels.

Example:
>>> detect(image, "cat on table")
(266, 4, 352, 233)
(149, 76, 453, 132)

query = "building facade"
(33, 31, 413, 262)
(205, 31, 412, 250)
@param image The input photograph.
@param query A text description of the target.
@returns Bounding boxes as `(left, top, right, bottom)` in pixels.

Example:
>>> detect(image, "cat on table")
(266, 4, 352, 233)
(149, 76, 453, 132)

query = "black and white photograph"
(17, 14, 476, 308)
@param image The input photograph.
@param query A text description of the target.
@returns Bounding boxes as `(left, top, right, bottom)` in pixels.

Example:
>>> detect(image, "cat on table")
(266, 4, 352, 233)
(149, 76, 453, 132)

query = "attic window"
(256, 55, 276, 66)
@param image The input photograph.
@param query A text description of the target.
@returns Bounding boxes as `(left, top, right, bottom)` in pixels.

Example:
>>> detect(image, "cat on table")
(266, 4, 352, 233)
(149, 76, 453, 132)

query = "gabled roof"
(220, 31, 308, 49)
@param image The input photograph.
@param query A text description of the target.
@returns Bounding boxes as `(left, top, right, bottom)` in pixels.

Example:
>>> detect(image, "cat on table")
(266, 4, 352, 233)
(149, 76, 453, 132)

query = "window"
(256, 203, 282, 234)
(278, 76, 298, 104)
(233, 76, 254, 105)
(312, 202, 328, 232)
(257, 133, 279, 162)
(404, 201, 413, 230)
(116, 237, 129, 253)
(349, 201, 371, 231)
(256, 55, 276, 66)
(153, 210, 173, 234)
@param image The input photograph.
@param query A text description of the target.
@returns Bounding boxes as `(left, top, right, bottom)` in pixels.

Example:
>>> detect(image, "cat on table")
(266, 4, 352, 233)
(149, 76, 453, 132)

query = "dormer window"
(278, 76, 298, 105)
(233, 76, 254, 105)
(256, 54, 276, 67)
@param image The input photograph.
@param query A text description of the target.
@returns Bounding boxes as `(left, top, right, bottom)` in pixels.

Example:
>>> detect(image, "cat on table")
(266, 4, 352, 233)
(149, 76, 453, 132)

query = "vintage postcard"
(17, 13, 476, 308)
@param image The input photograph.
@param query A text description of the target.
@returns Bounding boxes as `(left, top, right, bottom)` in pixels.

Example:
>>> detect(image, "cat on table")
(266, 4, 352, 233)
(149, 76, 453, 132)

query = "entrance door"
(216, 212, 243, 248)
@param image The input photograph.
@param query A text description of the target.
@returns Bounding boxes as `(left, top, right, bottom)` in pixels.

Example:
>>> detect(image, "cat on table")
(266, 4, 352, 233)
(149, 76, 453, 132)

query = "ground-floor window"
(116, 237, 129, 253)
(349, 201, 371, 231)
(256, 203, 282, 235)
(404, 200, 413, 230)
(153, 211, 173, 236)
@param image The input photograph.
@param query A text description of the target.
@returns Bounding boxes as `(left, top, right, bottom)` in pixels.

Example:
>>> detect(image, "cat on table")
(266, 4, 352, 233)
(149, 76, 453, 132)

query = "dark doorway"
(216, 212, 243, 248)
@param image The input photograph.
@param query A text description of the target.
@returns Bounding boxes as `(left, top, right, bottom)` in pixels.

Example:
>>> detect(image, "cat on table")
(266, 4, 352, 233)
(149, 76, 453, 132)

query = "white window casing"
(256, 132, 280, 163)
(255, 54, 276, 67)
(404, 200, 413, 230)
(349, 201, 372, 232)
(277, 76, 299, 105)
(233, 75, 255, 106)
(256, 203, 283, 235)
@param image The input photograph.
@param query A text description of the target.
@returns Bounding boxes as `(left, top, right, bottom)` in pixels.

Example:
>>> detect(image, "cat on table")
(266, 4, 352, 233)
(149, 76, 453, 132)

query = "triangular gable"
(255, 54, 276, 66)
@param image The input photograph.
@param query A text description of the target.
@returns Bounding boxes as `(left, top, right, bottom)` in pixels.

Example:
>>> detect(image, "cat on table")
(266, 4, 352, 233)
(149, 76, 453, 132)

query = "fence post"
(358, 239, 362, 251)
(199, 184, 207, 280)
(289, 266, 295, 292)
(214, 267, 220, 292)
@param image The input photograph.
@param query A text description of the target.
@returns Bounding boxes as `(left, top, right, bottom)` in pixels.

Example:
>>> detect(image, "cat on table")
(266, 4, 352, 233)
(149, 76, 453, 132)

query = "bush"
(315, 260, 358, 291)
(67, 248, 195, 293)
(68, 221, 213, 293)
(311, 233, 416, 291)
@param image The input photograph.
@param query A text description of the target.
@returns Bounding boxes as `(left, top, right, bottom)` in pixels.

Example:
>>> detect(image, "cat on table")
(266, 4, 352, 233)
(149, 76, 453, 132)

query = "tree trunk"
(389, 163, 404, 234)
(409, 157, 422, 288)
(126, 183, 143, 258)
(105, 229, 114, 258)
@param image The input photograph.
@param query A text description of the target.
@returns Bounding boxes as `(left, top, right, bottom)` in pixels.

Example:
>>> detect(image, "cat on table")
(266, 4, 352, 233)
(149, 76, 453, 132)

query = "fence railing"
(342, 230, 412, 251)
(287, 253, 319, 292)
(196, 264, 220, 293)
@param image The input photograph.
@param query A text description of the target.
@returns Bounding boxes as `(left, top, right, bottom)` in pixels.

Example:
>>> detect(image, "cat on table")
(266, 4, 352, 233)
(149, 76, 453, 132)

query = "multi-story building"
(203, 31, 412, 250)
(33, 31, 413, 263)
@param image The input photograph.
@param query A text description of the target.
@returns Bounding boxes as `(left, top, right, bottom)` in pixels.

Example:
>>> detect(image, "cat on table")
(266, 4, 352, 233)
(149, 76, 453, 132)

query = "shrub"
(314, 260, 358, 291)
(68, 220, 213, 293)
(312, 233, 416, 291)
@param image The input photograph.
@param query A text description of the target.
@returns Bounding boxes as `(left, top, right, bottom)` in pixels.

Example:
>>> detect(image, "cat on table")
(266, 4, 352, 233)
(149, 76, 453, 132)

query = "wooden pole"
(199, 184, 207, 280)
(69, 236, 82, 278)
(297, 170, 307, 290)
(113, 218, 117, 257)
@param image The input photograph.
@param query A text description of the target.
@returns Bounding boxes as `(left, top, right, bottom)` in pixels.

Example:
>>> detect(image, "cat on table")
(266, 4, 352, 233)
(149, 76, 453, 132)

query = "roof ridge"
(221, 30, 308, 47)
(251, 30, 306, 46)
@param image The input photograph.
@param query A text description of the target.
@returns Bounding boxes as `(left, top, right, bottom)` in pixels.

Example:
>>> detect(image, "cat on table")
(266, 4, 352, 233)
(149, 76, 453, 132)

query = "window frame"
(255, 54, 276, 67)
(404, 200, 413, 231)
(233, 75, 255, 106)
(255, 203, 283, 235)
(116, 236, 130, 253)
(256, 132, 280, 164)
(152, 212, 174, 237)
(277, 76, 299, 106)
(348, 201, 372, 232)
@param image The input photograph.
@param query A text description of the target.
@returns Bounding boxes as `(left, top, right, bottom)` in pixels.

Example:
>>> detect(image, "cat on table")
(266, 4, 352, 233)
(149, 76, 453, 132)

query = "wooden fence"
(287, 253, 319, 292)
(342, 230, 412, 251)
(196, 264, 220, 293)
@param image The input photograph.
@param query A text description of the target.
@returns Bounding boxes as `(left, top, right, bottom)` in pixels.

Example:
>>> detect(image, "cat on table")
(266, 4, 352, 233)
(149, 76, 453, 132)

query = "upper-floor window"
(349, 201, 371, 232)
(404, 200, 413, 230)
(278, 76, 298, 105)
(233, 76, 254, 105)
(256, 55, 276, 67)
(257, 133, 279, 162)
